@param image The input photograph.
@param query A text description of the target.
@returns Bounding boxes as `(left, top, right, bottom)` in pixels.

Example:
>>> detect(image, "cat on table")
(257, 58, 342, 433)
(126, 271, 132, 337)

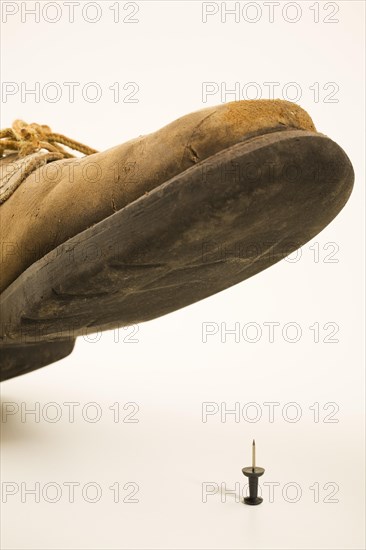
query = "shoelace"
(0, 120, 98, 159)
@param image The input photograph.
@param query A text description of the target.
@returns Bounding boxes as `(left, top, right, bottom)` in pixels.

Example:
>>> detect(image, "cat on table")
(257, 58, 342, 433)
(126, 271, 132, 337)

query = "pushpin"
(242, 439, 265, 505)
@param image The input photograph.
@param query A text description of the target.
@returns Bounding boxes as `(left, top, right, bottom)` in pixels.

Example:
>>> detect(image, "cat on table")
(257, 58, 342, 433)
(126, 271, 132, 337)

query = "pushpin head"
(242, 467, 265, 505)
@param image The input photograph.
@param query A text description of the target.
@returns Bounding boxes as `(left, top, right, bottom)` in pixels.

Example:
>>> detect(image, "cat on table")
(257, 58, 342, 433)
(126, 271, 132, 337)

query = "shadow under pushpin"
(242, 439, 265, 505)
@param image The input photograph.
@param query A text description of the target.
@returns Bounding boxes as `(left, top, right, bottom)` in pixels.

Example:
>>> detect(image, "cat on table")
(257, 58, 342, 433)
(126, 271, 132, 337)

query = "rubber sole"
(0, 129, 354, 380)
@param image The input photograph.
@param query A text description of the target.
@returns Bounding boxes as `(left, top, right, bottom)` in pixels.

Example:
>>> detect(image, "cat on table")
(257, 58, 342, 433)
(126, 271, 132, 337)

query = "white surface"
(0, 1, 365, 549)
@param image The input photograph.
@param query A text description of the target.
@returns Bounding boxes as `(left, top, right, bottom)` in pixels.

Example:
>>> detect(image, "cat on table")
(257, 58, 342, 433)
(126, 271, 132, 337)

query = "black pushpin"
(242, 439, 265, 505)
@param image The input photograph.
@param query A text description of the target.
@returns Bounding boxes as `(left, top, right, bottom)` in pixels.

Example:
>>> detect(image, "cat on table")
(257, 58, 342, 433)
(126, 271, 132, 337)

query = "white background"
(1, 1, 365, 549)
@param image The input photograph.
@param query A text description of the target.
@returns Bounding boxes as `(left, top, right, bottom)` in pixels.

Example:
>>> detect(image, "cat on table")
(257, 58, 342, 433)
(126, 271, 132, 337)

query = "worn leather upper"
(0, 99, 316, 292)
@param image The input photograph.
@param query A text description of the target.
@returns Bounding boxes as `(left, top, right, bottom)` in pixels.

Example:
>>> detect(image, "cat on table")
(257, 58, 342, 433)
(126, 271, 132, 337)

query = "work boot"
(0, 100, 354, 380)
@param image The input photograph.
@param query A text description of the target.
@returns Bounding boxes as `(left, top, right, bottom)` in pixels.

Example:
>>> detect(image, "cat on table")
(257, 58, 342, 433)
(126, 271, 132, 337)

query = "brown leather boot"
(0, 100, 354, 380)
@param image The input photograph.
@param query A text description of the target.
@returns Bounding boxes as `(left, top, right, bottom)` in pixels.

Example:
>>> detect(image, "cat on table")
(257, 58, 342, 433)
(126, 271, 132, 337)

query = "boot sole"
(0, 340, 76, 381)
(0, 129, 354, 380)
